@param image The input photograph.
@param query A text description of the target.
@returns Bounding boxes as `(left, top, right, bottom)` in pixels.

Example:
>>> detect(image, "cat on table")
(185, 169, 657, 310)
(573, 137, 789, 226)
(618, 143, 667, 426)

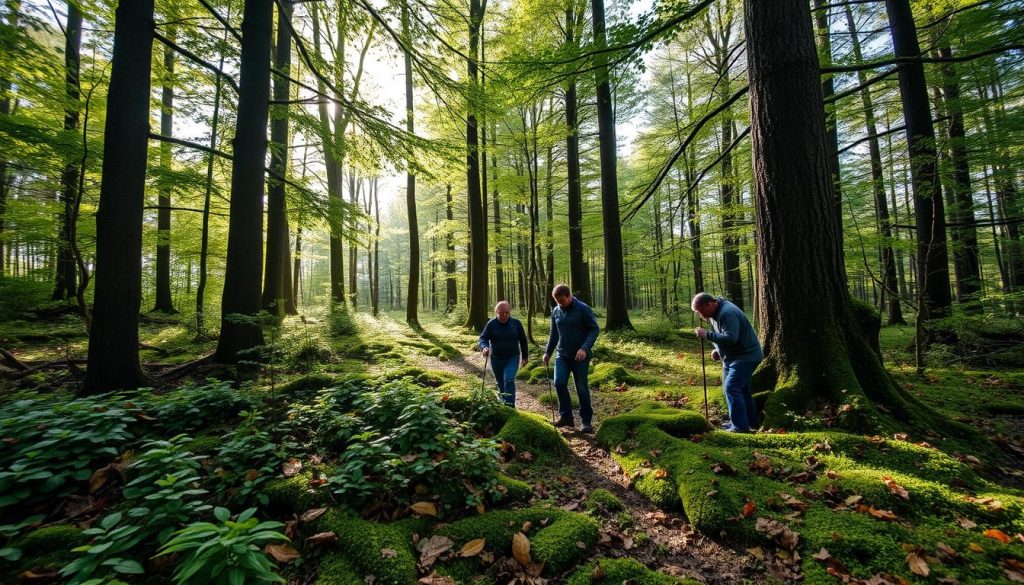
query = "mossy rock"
(186, 434, 223, 455)
(7, 525, 86, 578)
(377, 367, 451, 388)
(567, 558, 698, 585)
(588, 362, 644, 389)
(437, 507, 600, 574)
(584, 488, 624, 514)
(496, 473, 532, 503)
(277, 374, 337, 401)
(595, 402, 710, 446)
(263, 472, 333, 514)
(311, 510, 427, 585)
(517, 365, 549, 384)
(316, 553, 364, 585)
(495, 410, 569, 458)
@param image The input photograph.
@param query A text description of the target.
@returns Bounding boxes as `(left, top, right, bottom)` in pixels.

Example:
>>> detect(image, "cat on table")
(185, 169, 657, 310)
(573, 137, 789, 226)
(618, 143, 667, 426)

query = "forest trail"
(404, 339, 770, 584)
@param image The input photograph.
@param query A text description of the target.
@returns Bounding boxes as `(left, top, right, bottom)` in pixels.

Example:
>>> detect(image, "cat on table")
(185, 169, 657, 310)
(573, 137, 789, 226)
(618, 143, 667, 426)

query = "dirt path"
(415, 351, 767, 584)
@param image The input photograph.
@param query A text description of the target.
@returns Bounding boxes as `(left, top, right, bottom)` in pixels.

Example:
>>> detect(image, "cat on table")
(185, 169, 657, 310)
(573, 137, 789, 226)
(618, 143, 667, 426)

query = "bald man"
(479, 301, 529, 407)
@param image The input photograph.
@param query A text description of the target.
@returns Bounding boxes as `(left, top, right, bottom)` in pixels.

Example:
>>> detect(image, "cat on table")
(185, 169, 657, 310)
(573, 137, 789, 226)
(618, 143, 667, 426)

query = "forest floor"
(1, 306, 1024, 584)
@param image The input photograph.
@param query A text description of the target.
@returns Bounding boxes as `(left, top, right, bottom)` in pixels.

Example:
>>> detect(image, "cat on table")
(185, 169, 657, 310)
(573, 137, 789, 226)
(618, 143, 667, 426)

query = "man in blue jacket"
(479, 300, 529, 407)
(543, 284, 600, 433)
(692, 292, 763, 433)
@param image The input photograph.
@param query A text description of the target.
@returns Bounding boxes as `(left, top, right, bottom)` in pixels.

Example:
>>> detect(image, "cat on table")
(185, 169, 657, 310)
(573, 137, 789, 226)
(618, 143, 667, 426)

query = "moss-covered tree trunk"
(53, 2, 82, 302)
(744, 0, 970, 438)
(154, 32, 175, 313)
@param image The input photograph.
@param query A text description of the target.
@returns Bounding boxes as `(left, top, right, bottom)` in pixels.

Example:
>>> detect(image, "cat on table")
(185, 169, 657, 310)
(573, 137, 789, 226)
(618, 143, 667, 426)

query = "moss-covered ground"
(1, 308, 1022, 584)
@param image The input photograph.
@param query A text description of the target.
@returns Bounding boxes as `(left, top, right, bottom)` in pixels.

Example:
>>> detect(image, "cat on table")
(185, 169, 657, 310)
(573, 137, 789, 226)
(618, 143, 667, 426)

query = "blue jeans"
(490, 356, 521, 407)
(722, 360, 759, 431)
(553, 355, 593, 424)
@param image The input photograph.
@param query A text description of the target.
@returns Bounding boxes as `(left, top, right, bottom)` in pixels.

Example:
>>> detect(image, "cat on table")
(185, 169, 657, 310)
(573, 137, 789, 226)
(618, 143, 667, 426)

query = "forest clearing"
(1, 0, 1023, 583)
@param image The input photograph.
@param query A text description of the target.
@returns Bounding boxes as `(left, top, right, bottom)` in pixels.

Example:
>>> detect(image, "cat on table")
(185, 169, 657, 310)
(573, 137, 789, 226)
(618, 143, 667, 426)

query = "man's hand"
(520, 358, 528, 367)
(482, 347, 491, 357)
(542, 353, 550, 366)
(575, 349, 587, 362)
(711, 350, 720, 362)
(695, 327, 707, 340)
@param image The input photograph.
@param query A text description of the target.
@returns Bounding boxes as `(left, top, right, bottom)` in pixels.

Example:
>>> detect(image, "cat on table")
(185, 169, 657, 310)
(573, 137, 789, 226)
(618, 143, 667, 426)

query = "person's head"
(551, 284, 573, 310)
(691, 292, 718, 320)
(494, 300, 511, 323)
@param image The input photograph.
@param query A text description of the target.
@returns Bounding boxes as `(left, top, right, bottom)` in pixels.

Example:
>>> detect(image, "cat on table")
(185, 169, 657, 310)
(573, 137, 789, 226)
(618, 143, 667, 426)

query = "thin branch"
(153, 31, 239, 93)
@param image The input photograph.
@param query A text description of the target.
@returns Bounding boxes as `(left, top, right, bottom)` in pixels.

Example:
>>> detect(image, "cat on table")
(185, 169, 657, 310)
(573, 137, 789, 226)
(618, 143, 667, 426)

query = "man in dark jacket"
(479, 300, 529, 407)
(543, 284, 600, 432)
(692, 292, 763, 433)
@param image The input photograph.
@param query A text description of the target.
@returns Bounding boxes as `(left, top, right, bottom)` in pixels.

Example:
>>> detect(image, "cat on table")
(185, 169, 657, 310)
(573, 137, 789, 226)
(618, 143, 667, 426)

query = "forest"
(0, 0, 1023, 583)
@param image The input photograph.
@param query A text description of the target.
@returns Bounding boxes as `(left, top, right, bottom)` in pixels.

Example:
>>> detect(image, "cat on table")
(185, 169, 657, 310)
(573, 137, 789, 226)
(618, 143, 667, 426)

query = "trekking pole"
(700, 337, 709, 421)
(481, 353, 490, 394)
(544, 361, 557, 423)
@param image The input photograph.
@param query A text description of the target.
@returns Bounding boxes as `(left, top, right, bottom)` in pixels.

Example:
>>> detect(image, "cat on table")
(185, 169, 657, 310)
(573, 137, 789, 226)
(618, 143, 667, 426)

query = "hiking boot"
(553, 417, 575, 428)
(580, 423, 594, 434)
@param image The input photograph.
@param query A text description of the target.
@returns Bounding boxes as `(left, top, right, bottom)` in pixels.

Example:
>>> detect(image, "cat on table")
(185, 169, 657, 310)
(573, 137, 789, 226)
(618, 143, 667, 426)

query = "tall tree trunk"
(84, 0, 154, 393)
(373, 179, 381, 316)
(745, 0, 966, 436)
(0, 1, 19, 279)
(884, 0, 952, 318)
(215, 0, 272, 364)
(445, 184, 457, 310)
(464, 0, 488, 331)
(545, 140, 555, 316)
(403, 1, 419, 325)
(592, 0, 632, 329)
(936, 45, 981, 310)
(54, 2, 82, 301)
(844, 5, 904, 325)
(348, 171, 358, 306)
(196, 27, 227, 338)
(565, 3, 590, 305)
(492, 120, 505, 302)
(154, 30, 175, 312)
(293, 224, 302, 305)
(262, 1, 294, 317)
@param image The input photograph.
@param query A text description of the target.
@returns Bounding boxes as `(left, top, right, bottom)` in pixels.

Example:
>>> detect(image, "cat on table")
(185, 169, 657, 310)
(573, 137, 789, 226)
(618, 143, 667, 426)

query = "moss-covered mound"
(598, 405, 1024, 584)
(312, 510, 428, 585)
(277, 374, 337, 401)
(584, 488, 624, 514)
(539, 391, 579, 408)
(595, 402, 710, 445)
(589, 362, 645, 388)
(4, 524, 86, 579)
(567, 558, 699, 585)
(495, 410, 570, 458)
(264, 472, 333, 514)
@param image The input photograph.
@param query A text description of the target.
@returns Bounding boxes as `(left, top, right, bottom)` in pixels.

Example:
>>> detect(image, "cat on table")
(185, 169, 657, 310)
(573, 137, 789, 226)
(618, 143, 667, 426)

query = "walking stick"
(481, 353, 490, 395)
(545, 361, 557, 423)
(700, 337, 709, 421)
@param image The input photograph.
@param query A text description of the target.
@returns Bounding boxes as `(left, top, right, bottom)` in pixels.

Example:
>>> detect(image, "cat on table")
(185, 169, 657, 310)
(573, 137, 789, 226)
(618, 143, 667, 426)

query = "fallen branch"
(0, 348, 29, 371)
(157, 353, 215, 380)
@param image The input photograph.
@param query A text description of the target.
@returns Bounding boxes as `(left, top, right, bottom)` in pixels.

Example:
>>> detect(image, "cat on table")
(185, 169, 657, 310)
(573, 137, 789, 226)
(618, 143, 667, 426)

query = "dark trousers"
(490, 355, 520, 407)
(553, 355, 593, 424)
(722, 360, 759, 431)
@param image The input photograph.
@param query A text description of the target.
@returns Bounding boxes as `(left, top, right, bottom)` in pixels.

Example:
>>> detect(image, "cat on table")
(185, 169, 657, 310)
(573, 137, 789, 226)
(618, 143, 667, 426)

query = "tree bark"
(464, 0, 489, 331)
(214, 0, 272, 364)
(262, 1, 294, 317)
(565, 3, 590, 305)
(885, 0, 952, 318)
(404, 1, 419, 326)
(153, 30, 175, 313)
(592, 0, 632, 329)
(744, 0, 966, 436)
(53, 2, 82, 301)
(84, 0, 154, 392)
(445, 184, 457, 310)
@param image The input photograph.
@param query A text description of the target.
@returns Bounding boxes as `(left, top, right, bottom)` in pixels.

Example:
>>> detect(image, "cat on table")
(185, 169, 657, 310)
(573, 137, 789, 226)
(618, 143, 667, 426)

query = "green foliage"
(567, 558, 697, 585)
(60, 511, 147, 584)
(210, 416, 286, 507)
(589, 362, 646, 389)
(156, 507, 289, 585)
(585, 488, 624, 514)
(311, 510, 422, 585)
(495, 410, 570, 458)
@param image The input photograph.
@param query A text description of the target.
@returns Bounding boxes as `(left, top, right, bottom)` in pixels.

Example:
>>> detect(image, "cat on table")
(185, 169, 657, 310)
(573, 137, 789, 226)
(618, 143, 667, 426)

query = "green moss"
(589, 363, 643, 389)
(567, 558, 697, 585)
(377, 366, 452, 388)
(186, 434, 223, 455)
(539, 391, 578, 408)
(595, 402, 710, 446)
(277, 374, 336, 401)
(496, 473, 532, 503)
(311, 510, 424, 585)
(438, 507, 599, 573)
(585, 489, 624, 513)
(495, 410, 570, 458)
(263, 472, 333, 514)
(7, 525, 86, 578)
(316, 553, 364, 585)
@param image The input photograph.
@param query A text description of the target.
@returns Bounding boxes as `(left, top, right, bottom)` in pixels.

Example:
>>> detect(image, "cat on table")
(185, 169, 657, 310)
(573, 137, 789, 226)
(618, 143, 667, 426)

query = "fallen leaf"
(654, 468, 668, 479)
(525, 561, 545, 577)
(882, 476, 910, 500)
(18, 567, 60, 582)
(418, 535, 454, 568)
(755, 517, 800, 551)
(306, 532, 337, 545)
(956, 516, 977, 530)
(906, 552, 929, 577)
(711, 462, 735, 475)
(935, 542, 960, 560)
(244, 469, 259, 482)
(283, 458, 303, 477)
(265, 543, 300, 563)
(300, 508, 327, 523)
(741, 501, 757, 518)
(747, 546, 765, 560)
(89, 464, 118, 494)
(512, 532, 532, 567)
(410, 502, 438, 517)
(968, 543, 984, 553)
(381, 548, 398, 559)
(984, 528, 1011, 544)
(458, 539, 485, 557)
(417, 573, 456, 585)
(592, 561, 606, 578)
(812, 548, 831, 561)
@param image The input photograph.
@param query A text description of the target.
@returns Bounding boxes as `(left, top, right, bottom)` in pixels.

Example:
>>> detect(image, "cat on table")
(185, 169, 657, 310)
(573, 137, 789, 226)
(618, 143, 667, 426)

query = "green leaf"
(214, 507, 231, 522)
(112, 559, 145, 574)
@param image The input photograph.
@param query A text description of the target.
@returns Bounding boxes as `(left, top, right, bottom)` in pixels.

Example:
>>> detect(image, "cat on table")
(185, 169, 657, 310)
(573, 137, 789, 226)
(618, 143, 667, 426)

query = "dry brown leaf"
(935, 542, 960, 560)
(88, 464, 118, 494)
(381, 548, 398, 559)
(305, 532, 337, 545)
(282, 458, 303, 477)
(417, 572, 456, 585)
(18, 567, 60, 582)
(956, 516, 977, 530)
(741, 501, 757, 518)
(968, 543, 985, 553)
(418, 535, 454, 568)
(244, 469, 259, 482)
(747, 546, 766, 560)
(906, 552, 930, 577)
(300, 507, 327, 523)
(458, 538, 486, 557)
(410, 502, 438, 517)
(812, 548, 831, 561)
(882, 476, 910, 500)
(984, 528, 1011, 544)
(265, 543, 300, 563)
(654, 468, 668, 479)
(592, 561, 606, 579)
(512, 532, 532, 567)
